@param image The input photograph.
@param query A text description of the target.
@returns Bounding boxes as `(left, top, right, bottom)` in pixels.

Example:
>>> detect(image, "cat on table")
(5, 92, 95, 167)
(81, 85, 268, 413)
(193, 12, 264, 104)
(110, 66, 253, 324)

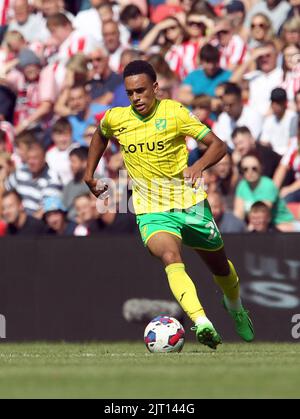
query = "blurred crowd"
(0, 0, 300, 237)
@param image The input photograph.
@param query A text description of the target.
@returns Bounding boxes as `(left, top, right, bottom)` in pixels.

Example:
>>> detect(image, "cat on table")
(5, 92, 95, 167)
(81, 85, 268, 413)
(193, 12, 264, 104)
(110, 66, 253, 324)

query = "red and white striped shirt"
(57, 30, 99, 64)
(165, 41, 199, 81)
(282, 137, 300, 180)
(0, 0, 12, 26)
(281, 66, 300, 103)
(213, 35, 247, 70)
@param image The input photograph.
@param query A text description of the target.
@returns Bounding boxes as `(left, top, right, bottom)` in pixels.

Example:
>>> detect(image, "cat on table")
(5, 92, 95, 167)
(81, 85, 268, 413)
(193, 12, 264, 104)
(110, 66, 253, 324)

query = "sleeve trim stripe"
(196, 128, 211, 141)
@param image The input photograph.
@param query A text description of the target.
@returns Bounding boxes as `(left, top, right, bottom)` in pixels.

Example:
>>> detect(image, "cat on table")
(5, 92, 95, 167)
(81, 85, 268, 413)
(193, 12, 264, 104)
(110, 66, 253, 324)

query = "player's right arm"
(84, 126, 109, 197)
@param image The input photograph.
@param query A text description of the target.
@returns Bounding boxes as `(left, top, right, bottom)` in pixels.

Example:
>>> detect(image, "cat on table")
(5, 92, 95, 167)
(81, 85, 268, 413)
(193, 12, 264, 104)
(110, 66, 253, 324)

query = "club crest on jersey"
(155, 119, 167, 131)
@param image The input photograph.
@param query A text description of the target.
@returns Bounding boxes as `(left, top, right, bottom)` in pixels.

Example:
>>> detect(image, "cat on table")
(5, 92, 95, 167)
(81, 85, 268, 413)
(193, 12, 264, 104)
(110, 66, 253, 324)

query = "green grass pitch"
(0, 342, 299, 399)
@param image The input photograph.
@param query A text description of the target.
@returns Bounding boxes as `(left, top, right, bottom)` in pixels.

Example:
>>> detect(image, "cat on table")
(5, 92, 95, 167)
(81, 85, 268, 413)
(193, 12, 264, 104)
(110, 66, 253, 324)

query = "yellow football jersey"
(100, 99, 210, 214)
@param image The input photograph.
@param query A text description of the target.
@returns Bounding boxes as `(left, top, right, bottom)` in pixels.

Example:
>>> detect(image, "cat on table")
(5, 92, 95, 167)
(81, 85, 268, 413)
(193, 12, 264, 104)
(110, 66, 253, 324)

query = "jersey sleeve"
(99, 109, 114, 139)
(176, 103, 211, 141)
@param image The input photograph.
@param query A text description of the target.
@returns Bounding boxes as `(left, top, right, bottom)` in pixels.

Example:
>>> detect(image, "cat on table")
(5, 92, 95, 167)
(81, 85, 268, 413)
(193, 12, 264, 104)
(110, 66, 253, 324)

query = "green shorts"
(136, 200, 224, 252)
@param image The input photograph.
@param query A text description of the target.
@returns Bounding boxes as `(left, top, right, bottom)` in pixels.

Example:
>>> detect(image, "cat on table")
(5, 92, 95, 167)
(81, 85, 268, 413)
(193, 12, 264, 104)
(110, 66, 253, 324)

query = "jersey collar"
(130, 100, 160, 122)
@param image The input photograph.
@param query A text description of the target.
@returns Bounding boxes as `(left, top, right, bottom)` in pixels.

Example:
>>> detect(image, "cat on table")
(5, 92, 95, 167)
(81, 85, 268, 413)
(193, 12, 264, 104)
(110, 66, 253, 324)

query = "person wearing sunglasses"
(234, 152, 295, 231)
(244, 0, 291, 35)
(86, 47, 123, 104)
(248, 13, 274, 49)
(185, 12, 212, 46)
(140, 17, 198, 80)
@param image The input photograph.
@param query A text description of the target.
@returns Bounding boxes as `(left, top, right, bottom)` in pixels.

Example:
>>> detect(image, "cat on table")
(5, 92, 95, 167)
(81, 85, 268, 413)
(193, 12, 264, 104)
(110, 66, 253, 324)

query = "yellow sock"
(213, 260, 241, 306)
(165, 263, 206, 323)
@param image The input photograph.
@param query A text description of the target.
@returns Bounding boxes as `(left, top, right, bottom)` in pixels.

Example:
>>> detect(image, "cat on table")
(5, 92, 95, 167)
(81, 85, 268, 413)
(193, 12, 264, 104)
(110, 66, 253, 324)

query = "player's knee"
(161, 250, 182, 266)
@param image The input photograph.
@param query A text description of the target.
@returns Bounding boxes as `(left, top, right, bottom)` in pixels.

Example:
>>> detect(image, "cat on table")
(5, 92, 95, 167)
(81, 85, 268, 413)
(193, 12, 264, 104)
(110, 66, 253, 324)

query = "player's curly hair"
(123, 60, 157, 83)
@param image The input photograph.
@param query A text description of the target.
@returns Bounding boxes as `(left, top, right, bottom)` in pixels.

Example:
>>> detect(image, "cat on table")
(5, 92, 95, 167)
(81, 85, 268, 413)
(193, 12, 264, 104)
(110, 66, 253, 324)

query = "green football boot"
(192, 323, 222, 350)
(223, 298, 255, 342)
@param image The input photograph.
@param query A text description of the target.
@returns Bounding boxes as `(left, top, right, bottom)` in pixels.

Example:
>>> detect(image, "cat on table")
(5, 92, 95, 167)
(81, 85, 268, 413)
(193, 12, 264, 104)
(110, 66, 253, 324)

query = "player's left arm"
(184, 131, 227, 184)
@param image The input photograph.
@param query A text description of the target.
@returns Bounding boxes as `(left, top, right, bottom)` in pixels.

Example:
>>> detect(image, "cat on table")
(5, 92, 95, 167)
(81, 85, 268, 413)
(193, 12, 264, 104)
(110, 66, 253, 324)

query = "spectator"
(156, 74, 176, 101)
(2, 190, 46, 235)
(247, 201, 280, 232)
(11, 48, 56, 137)
(43, 195, 77, 236)
(12, 131, 36, 169)
(119, 0, 148, 16)
(260, 87, 298, 155)
(119, 48, 145, 75)
(232, 126, 282, 178)
(40, 0, 74, 20)
(82, 124, 97, 148)
(147, 53, 177, 81)
(37, 0, 75, 41)
(46, 117, 78, 185)
(185, 11, 211, 46)
(281, 43, 300, 104)
(248, 13, 274, 49)
(1, 30, 27, 61)
(55, 83, 108, 144)
(211, 82, 228, 118)
(8, 0, 46, 43)
(102, 20, 128, 74)
(47, 13, 98, 65)
(97, 2, 114, 24)
(54, 52, 89, 94)
(140, 17, 199, 80)
(208, 191, 246, 233)
(225, 0, 247, 39)
(213, 82, 263, 148)
(210, 18, 248, 71)
(202, 168, 219, 196)
(63, 146, 91, 221)
(191, 95, 214, 129)
(245, 0, 291, 35)
(179, 44, 232, 105)
(281, 17, 300, 45)
(234, 152, 295, 231)
(232, 41, 283, 116)
(73, 0, 124, 43)
(273, 122, 300, 202)
(86, 46, 123, 103)
(5, 142, 63, 217)
(73, 193, 106, 236)
(187, 96, 213, 164)
(213, 153, 240, 209)
(120, 5, 154, 48)
(189, 0, 216, 17)
(286, 0, 300, 20)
